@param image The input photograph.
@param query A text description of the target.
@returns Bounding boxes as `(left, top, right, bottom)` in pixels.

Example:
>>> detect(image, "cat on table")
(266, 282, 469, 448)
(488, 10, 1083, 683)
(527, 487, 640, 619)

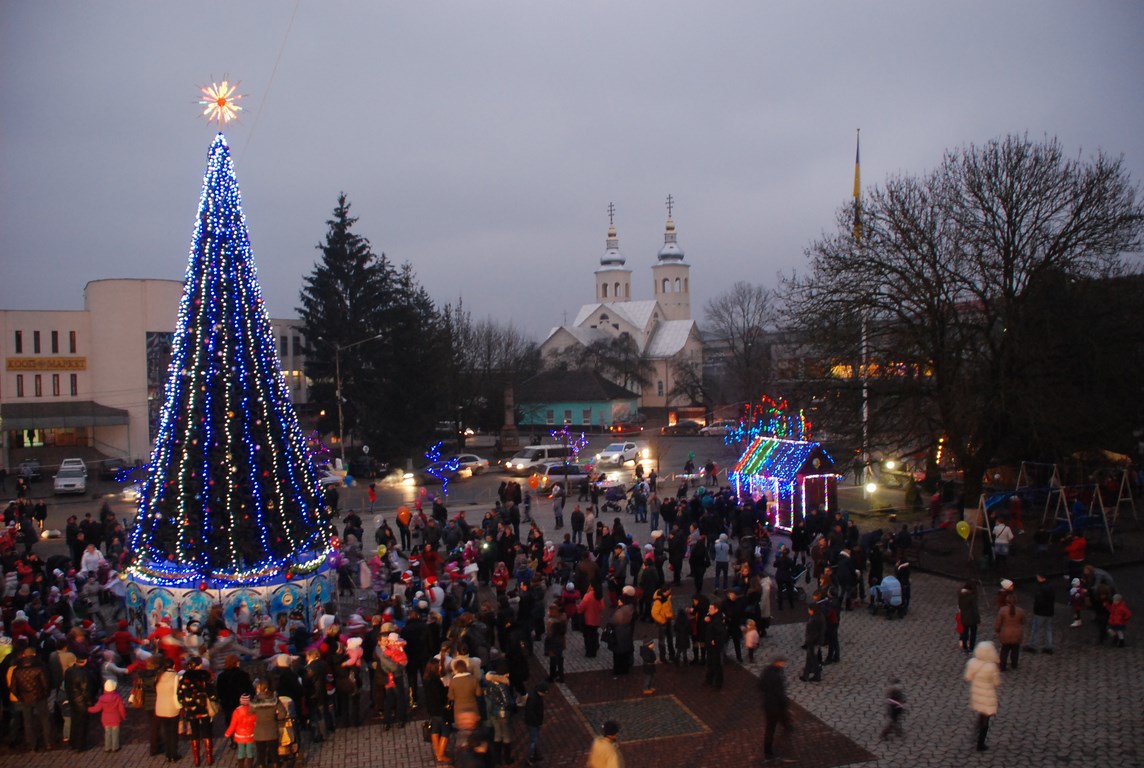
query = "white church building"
(539, 203, 704, 418)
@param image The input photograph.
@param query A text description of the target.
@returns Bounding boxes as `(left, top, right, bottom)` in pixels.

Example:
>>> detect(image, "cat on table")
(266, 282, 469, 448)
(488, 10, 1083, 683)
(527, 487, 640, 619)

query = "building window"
(69, 330, 77, 353)
(292, 336, 303, 356)
(582, 409, 592, 425)
(662, 278, 670, 294)
(280, 335, 288, 355)
(16, 375, 24, 397)
(564, 409, 572, 423)
(14, 330, 22, 354)
(34, 375, 43, 397)
(70, 374, 78, 396)
(545, 409, 555, 425)
(601, 283, 608, 298)
(624, 283, 630, 298)
(657, 380, 664, 396)
(33, 331, 41, 354)
(614, 282, 620, 297)
(51, 331, 59, 354)
(52, 374, 60, 396)
(675, 277, 681, 292)
(684, 277, 689, 292)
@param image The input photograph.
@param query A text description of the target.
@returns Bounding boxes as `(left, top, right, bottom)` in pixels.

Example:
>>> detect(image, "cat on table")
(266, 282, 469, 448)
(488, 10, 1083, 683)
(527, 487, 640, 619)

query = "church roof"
(573, 300, 660, 331)
(542, 325, 608, 348)
(644, 319, 697, 358)
(517, 369, 639, 404)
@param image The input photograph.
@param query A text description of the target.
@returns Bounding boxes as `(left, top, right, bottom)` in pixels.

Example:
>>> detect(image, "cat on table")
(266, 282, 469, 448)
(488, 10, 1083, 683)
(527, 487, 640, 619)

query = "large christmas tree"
(127, 133, 334, 589)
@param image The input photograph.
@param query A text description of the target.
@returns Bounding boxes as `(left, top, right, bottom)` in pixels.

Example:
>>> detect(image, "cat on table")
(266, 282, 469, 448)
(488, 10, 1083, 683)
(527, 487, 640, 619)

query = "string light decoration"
(126, 133, 334, 590)
(729, 435, 840, 531)
(424, 441, 461, 497)
(548, 424, 589, 461)
(726, 394, 812, 445)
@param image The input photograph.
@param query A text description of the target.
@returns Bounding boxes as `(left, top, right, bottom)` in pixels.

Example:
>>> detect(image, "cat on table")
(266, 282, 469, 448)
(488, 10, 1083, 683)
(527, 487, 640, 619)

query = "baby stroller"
(277, 695, 302, 767)
(869, 574, 904, 619)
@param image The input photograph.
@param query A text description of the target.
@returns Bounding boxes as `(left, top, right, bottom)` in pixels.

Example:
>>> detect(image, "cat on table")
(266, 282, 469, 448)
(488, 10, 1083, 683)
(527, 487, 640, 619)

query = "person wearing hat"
(378, 633, 409, 730)
(9, 643, 55, 752)
(177, 654, 217, 765)
(713, 533, 732, 591)
(994, 591, 1027, 672)
(88, 677, 127, 752)
(224, 691, 257, 767)
(587, 719, 623, 768)
(958, 580, 982, 653)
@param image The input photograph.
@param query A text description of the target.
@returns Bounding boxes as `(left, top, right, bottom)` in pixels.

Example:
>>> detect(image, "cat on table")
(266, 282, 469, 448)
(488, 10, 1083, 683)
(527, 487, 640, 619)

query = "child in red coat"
(225, 693, 258, 767)
(1107, 594, 1132, 647)
(88, 679, 128, 752)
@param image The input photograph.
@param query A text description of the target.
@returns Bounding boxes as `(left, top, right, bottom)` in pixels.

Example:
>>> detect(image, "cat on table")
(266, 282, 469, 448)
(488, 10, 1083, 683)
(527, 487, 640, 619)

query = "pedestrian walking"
(879, 677, 906, 740)
(524, 680, 547, 765)
(759, 657, 792, 761)
(964, 641, 1001, 752)
(587, 719, 624, 768)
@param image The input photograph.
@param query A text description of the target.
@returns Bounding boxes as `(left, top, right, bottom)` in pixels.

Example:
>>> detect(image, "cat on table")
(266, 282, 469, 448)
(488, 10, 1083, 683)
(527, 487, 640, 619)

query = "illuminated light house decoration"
(125, 93, 335, 634)
(728, 395, 838, 530)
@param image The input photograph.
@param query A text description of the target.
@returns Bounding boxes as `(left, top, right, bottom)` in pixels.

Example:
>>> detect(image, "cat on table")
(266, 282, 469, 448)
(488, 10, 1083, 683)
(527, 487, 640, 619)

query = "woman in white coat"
(964, 641, 1001, 751)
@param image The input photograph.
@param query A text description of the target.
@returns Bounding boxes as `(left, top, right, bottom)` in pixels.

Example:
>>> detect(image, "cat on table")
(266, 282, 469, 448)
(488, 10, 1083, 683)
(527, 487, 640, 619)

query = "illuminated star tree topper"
(199, 79, 244, 128)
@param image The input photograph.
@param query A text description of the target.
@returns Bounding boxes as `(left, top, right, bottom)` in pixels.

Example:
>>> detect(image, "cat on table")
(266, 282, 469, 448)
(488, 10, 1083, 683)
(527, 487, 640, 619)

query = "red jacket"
(225, 704, 258, 743)
(88, 691, 127, 727)
(1108, 601, 1132, 626)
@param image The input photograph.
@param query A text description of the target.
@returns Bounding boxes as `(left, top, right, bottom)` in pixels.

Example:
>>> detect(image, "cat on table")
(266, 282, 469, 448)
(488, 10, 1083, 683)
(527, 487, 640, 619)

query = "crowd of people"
(0, 466, 1136, 765)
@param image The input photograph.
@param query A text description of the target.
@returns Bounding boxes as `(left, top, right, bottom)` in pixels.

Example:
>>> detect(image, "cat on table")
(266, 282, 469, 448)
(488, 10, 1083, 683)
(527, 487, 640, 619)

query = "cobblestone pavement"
(5, 568, 1140, 767)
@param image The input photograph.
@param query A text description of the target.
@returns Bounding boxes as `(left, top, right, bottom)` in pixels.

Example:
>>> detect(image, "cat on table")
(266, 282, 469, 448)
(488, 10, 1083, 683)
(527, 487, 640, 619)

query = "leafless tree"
(704, 281, 777, 406)
(783, 134, 1144, 501)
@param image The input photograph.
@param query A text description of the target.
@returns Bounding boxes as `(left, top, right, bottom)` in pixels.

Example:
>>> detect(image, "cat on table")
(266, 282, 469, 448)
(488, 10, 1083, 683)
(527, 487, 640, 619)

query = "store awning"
(0, 400, 130, 430)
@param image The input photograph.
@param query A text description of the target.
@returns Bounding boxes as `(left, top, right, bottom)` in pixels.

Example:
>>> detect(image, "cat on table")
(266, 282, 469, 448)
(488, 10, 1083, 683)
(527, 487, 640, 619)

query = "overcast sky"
(2, 2, 1142, 339)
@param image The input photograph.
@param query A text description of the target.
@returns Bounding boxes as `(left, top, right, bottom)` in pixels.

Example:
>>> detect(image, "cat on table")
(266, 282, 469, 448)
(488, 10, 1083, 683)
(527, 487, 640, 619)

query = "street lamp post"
(335, 333, 385, 466)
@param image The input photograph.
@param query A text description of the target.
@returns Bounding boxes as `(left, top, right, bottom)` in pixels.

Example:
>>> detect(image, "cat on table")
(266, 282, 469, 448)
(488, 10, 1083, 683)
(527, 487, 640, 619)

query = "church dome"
(657, 217, 685, 261)
(601, 223, 626, 267)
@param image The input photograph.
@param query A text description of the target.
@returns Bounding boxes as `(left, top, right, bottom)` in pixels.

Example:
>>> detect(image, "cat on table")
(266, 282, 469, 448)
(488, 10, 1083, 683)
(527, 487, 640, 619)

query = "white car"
(699, 419, 736, 436)
(318, 467, 345, 487)
(59, 457, 88, 473)
(595, 442, 641, 465)
(448, 454, 491, 474)
(53, 466, 87, 495)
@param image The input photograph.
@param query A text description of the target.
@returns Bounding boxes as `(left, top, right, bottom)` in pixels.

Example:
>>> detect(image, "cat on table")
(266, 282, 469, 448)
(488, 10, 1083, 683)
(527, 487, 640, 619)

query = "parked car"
(661, 420, 702, 436)
(348, 456, 388, 479)
(59, 458, 87, 473)
(448, 453, 491, 475)
(699, 419, 736, 436)
(17, 460, 42, 481)
(318, 467, 345, 487)
(53, 466, 87, 495)
(99, 458, 132, 480)
(595, 442, 642, 465)
(538, 461, 590, 491)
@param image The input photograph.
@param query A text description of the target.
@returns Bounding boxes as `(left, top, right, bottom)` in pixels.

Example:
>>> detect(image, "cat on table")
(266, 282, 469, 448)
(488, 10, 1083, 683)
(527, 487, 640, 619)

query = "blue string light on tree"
(424, 441, 462, 497)
(125, 93, 336, 633)
(548, 424, 589, 461)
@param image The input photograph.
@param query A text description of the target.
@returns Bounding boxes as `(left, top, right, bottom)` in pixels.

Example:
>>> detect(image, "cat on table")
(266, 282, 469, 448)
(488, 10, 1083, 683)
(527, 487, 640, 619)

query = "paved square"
(579, 695, 710, 741)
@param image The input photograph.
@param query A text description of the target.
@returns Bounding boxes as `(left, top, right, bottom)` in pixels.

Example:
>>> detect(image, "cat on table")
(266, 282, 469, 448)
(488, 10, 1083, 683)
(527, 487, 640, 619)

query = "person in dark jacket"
(800, 604, 826, 682)
(703, 603, 729, 690)
(215, 654, 254, 730)
(64, 652, 97, 751)
(523, 681, 547, 765)
(609, 590, 636, 675)
(176, 655, 216, 765)
(958, 581, 982, 653)
(302, 648, 332, 741)
(759, 656, 791, 760)
(134, 654, 164, 756)
(9, 644, 54, 751)
(1028, 573, 1056, 654)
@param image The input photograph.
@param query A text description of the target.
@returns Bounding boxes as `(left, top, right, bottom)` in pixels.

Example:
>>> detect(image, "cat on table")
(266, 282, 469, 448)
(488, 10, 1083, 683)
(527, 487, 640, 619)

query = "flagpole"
(854, 129, 874, 498)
